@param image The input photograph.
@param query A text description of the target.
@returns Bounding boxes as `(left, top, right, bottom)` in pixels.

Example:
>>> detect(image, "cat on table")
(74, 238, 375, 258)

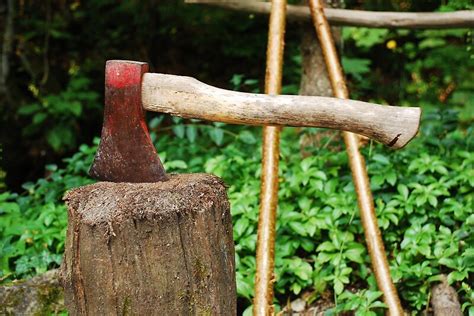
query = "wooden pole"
(308, 0, 404, 314)
(60, 174, 236, 315)
(187, 1, 474, 29)
(254, 0, 286, 314)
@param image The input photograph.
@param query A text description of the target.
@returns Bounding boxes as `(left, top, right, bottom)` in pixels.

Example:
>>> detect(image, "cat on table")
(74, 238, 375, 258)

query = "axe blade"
(89, 60, 167, 183)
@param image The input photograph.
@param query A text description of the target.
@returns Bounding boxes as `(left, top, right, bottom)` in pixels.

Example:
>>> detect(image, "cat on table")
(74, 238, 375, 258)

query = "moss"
(0, 271, 65, 316)
(0, 287, 24, 315)
(36, 283, 65, 315)
(122, 296, 131, 316)
(198, 308, 212, 316)
(193, 259, 209, 283)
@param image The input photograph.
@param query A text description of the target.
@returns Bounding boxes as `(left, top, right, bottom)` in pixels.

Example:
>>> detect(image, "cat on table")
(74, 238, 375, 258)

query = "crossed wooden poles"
(188, 1, 473, 315)
(254, 1, 405, 314)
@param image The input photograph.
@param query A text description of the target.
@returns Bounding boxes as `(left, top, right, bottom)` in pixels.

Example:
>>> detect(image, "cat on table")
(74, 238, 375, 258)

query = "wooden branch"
(187, 1, 474, 29)
(141, 73, 421, 149)
(308, 0, 404, 313)
(254, 0, 286, 314)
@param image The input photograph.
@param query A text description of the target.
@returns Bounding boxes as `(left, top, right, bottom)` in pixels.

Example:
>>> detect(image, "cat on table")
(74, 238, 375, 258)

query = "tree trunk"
(298, 20, 340, 155)
(60, 173, 236, 315)
(299, 25, 332, 97)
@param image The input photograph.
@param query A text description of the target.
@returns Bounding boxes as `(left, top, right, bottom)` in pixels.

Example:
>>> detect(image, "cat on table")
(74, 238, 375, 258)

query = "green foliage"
(343, 28, 389, 50)
(342, 57, 372, 81)
(154, 110, 474, 315)
(2, 109, 472, 314)
(0, 144, 95, 280)
(330, 290, 387, 316)
(341, 20, 473, 118)
(440, 0, 474, 10)
(17, 75, 100, 153)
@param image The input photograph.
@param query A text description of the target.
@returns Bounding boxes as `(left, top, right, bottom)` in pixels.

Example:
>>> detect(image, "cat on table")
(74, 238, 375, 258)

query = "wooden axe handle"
(142, 73, 421, 149)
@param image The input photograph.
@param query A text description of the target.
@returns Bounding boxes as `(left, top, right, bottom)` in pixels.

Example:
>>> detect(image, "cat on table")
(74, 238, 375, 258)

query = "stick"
(308, 0, 404, 314)
(254, 0, 286, 314)
(142, 73, 421, 149)
(187, 1, 474, 29)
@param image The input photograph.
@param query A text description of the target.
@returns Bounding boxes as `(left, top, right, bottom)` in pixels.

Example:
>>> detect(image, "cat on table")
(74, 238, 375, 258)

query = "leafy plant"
(18, 75, 100, 153)
(330, 290, 386, 316)
(0, 144, 95, 280)
(1, 106, 473, 314)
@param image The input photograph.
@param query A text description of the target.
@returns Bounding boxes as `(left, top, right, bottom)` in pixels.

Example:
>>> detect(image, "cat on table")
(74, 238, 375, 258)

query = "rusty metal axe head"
(90, 59, 421, 182)
(89, 60, 167, 183)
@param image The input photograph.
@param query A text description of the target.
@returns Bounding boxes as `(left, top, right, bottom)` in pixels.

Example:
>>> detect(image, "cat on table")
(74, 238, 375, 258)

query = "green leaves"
(234, 217, 250, 239)
(0, 144, 94, 281)
(171, 124, 185, 138)
(238, 130, 257, 145)
(342, 57, 372, 80)
(167, 118, 231, 147)
(208, 127, 224, 146)
(408, 153, 449, 175)
(17, 75, 100, 153)
(164, 160, 187, 171)
(230, 74, 260, 92)
(342, 27, 389, 49)
(2, 107, 473, 315)
(330, 289, 386, 315)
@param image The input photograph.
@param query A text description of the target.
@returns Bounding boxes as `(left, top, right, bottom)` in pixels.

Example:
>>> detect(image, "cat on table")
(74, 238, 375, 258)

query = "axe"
(90, 60, 421, 182)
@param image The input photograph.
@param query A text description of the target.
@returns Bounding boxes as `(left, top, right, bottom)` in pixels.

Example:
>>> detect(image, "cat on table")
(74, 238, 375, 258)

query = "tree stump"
(60, 173, 236, 315)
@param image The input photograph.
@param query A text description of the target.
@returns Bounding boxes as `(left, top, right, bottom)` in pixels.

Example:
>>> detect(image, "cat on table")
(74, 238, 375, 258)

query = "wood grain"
(142, 73, 420, 149)
(187, 1, 474, 29)
(61, 174, 236, 316)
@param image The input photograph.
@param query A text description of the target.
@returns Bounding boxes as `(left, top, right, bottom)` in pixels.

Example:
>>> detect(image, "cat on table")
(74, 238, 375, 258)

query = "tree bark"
(60, 173, 236, 315)
(298, 22, 341, 155)
(299, 26, 332, 97)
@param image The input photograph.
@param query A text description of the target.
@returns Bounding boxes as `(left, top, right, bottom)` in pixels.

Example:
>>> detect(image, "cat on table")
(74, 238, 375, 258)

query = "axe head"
(89, 60, 167, 183)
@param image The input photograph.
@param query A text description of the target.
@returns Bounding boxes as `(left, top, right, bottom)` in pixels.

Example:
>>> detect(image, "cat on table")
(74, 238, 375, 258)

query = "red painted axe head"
(89, 60, 167, 182)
